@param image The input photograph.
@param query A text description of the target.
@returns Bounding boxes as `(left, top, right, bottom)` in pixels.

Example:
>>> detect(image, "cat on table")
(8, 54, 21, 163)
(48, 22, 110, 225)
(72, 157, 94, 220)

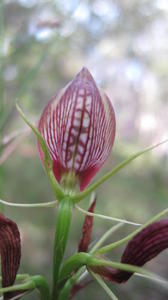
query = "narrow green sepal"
(72, 139, 168, 203)
(96, 207, 168, 254)
(16, 102, 64, 200)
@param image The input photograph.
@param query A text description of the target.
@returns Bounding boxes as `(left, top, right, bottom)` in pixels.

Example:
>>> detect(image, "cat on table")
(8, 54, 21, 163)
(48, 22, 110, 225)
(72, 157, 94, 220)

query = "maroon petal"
(91, 219, 168, 283)
(38, 67, 116, 190)
(0, 214, 21, 299)
(78, 198, 96, 252)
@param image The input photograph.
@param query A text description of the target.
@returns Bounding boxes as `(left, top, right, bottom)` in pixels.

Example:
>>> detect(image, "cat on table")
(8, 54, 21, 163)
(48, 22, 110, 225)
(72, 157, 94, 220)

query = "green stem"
(0, 276, 50, 300)
(52, 197, 73, 300)
(0, 274, 30, 283)
(58, 253, 92, 283)
(57, 270, 81, 300)
(0, 279, 35, 293)
(71, 140, 168, 203)
(31, 275, 51, 300)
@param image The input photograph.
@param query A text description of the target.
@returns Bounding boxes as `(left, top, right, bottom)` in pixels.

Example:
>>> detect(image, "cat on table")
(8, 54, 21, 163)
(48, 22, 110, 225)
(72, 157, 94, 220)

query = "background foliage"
(0, 0, 168, 299)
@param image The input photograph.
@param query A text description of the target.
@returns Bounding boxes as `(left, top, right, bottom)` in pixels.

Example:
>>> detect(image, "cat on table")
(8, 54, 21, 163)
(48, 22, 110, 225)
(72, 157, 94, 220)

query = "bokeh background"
(0, 0, 168, 299)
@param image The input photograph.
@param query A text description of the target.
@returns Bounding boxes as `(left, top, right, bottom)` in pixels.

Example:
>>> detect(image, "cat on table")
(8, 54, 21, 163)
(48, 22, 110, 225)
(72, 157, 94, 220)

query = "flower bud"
(0, 213, 21, 300)
(38, 67, 116, 191)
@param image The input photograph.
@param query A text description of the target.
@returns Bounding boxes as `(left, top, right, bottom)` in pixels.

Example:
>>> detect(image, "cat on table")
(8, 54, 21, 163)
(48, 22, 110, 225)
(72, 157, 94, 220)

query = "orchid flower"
(2, 67, 167, 300)
(38, 67, 116, 193)
(16, 67, 167, 203)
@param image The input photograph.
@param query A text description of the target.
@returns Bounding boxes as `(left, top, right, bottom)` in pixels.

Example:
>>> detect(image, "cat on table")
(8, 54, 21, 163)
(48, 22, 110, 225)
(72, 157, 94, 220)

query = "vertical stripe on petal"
(38, 67, 116, 190)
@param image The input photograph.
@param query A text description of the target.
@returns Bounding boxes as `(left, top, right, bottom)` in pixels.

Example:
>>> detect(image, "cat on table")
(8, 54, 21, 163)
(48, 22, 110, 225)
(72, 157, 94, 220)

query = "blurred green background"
(0, 0, 168, 299)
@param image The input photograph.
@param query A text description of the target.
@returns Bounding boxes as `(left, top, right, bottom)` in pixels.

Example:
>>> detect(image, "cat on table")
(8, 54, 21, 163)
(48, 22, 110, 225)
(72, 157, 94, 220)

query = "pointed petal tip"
(80, 66, 91, 74)
(75, 67, 95, 83)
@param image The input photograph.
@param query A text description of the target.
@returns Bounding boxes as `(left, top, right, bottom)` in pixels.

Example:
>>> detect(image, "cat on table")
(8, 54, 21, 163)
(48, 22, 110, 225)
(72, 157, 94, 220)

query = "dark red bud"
(0, 214, 21, 300)
(38, 67, 116, 191)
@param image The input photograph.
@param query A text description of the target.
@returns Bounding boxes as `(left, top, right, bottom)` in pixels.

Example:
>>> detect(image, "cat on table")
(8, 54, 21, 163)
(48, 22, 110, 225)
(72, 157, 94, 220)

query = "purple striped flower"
(38, 67, 116, 191)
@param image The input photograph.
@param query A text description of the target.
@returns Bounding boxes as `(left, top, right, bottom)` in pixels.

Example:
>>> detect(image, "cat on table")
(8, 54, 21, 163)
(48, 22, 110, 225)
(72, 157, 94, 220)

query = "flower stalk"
(31, 275, 51, 300)
(52, 196, 73, 300)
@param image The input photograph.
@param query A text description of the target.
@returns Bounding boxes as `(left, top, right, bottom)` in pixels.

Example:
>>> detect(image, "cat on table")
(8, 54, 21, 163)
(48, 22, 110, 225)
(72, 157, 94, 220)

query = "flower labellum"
(38, 67, 116, 191)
